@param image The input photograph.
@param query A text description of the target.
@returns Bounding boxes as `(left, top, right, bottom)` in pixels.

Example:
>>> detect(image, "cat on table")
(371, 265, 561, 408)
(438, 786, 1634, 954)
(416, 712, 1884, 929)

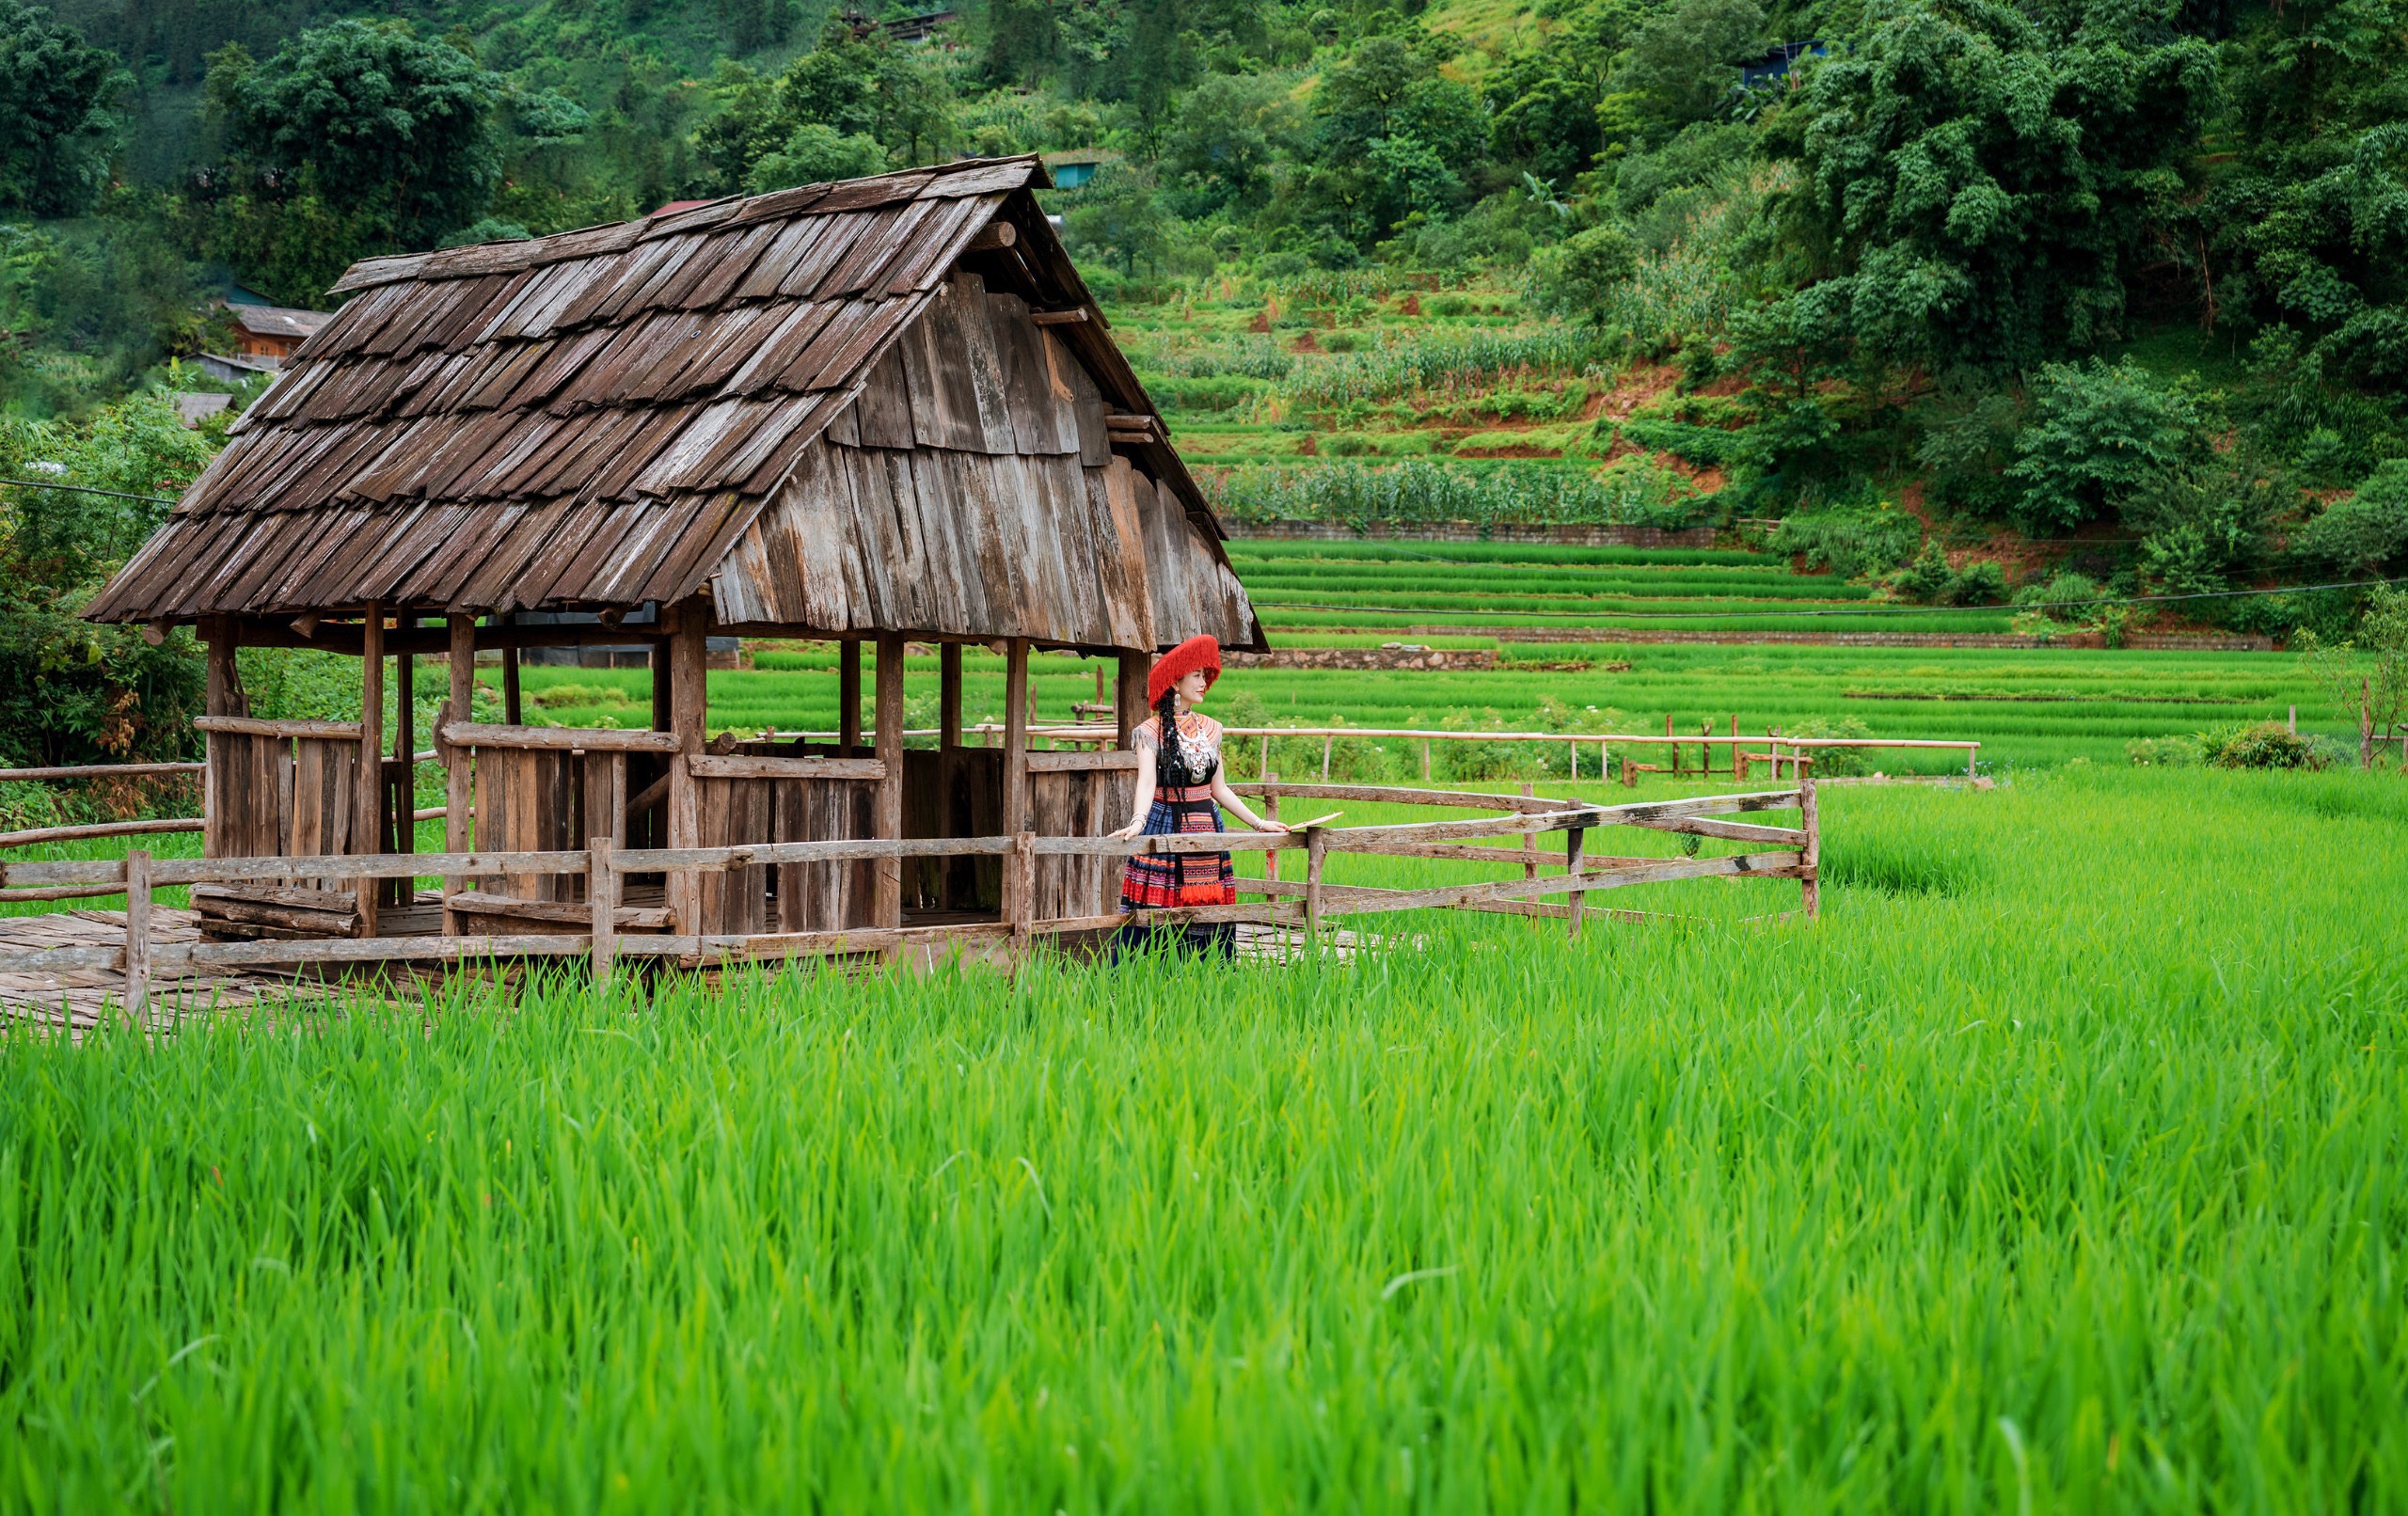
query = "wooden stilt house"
(85, 155, 1263, 948)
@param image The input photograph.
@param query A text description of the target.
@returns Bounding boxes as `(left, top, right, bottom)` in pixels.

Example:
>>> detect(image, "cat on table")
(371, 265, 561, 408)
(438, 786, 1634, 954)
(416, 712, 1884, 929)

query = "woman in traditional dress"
(1108, 635, 1287, 956)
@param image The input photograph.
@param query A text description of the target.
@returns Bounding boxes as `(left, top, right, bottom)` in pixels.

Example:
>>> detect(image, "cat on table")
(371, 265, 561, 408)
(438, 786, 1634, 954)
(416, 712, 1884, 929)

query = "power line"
(0, 477, 182, 505)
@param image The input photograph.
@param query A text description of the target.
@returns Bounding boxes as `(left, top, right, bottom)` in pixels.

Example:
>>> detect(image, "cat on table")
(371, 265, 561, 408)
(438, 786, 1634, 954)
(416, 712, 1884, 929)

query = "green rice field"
(5, 766, 2403, 1507)
(1226, 540, 2030, 635)
(515, 640, 2345, 773)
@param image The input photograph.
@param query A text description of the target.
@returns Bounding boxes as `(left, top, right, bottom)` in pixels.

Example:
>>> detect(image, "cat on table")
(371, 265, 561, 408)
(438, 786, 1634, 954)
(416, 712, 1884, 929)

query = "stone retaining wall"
(1226, 519, 1718, 548)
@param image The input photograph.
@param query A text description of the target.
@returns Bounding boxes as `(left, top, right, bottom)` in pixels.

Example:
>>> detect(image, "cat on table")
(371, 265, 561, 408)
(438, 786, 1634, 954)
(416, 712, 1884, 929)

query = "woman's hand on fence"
(1107, 818, 1146, 840)
(1253, 819, 1291, 835)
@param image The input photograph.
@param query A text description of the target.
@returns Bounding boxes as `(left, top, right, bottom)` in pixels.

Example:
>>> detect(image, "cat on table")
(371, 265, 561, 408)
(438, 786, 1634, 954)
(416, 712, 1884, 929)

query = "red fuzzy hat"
(1148, 635, 1223, 704)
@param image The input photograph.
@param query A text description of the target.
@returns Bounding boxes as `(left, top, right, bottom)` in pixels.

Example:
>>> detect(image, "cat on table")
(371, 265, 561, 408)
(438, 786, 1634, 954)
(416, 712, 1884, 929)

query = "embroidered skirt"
(1120, 783, 1237, 909)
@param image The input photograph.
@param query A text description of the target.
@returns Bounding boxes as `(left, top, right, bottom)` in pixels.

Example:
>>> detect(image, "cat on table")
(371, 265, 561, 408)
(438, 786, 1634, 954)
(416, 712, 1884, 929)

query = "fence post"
(1260, 732, 1271, 780)
(1262, 773, 1280, 888)
(122, 848, 151, 1026)
(1967, 743, 1977, 780)
(1304, 826, 1327, 952)
(1701, 719, 1714, 777)
(590, 835, 617, 986)
(1011, 830, 1037, 966)
(1798, 773, 1820, 921)
(1520, 782, 1537, 883)
(1564, 823, 1587, 939)
(1321, 736, 1332, 781)
(1422, 740, 1432, 782)
(1665, 713, 1679, 775)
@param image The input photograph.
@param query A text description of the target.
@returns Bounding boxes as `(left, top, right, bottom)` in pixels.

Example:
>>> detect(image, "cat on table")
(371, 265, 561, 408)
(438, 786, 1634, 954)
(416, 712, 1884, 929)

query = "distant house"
(192, 352, 278, 386)
(1740, 40, 1827, 88)
(218, 302, 333, 369)
(1041, 150, 1121, 191)
(171, 392, 233, 428)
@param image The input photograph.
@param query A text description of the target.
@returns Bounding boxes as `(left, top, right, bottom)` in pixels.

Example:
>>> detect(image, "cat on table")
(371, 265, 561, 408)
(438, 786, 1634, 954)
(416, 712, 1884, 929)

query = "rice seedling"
(3, 768, 2401, 1508)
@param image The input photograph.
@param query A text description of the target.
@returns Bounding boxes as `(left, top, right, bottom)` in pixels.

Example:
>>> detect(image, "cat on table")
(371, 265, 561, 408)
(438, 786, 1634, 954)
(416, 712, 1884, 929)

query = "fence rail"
(0, 780, 1818, 1013)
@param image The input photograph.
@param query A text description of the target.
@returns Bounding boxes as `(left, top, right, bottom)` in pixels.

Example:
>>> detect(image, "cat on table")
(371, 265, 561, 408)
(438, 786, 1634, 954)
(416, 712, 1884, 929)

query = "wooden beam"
(838, 638, 862, 752)
(667, 600, 708, 935)
(1024, 750, 1138, 773)
(193, 716, 364, 740)
(689, 754, 886, 782)
(445, 614, 475, 924)
(1030, 308, 1090, 326)
(939, 642, 961, 750)
(1117, 650, 1147, 748)
(966, 220, 1019, 252)
(1001, 638, 1030, 924)
(356, 605, 383, 938)
(501, 641, 522, 726)
(874, 633, 906, 930)
(439, 722, 681, 752)
(651, 636, 673, 734)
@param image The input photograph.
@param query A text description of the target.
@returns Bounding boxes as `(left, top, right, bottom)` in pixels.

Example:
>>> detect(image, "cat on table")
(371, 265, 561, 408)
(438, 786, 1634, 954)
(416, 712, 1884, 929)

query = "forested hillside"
(2, 0, 2406, 645)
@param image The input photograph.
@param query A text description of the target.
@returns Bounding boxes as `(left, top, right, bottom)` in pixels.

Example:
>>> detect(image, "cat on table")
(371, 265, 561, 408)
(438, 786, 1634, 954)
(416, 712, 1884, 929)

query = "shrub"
(2006, 359, 2203, 532)
(2126, 735, 2202, 766)
(1202, 459, 1704, 529)
(2011, 571, 2106, 617)
(1767, 506, 1923, 579)
(1778, 716, 1874, 777)
(2293, 461, 2408, 574)
(2199, 721, 2329, 770)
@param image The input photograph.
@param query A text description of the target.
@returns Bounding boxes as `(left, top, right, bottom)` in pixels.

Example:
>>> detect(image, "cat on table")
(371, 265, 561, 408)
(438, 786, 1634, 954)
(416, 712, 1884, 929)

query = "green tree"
(2294, 461, 2408, 574)
(0, 0, 120, 216)
(1604, 0, 1763, 145)
(747, 123, 889, 194)
(1064, 164, 1170, 276)
(209, 23, 505, 251)
(0, 392, 212, 766)
(2005, 359, 2203, 531)
(1766, 0, 2216, 373)
(1163, 72, 1301, 217)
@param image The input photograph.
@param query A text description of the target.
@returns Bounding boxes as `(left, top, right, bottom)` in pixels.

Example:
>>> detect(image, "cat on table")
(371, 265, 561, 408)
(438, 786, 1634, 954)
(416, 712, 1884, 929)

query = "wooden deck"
(0, 908, 328, 1037)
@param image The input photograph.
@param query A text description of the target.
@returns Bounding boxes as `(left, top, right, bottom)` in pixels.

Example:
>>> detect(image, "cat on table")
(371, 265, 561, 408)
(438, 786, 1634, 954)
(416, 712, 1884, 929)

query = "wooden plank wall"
(711, 274, 1256, 650)
(205, 733, 366, 893)
(1031, 768, 1134, 920)
(903, 749, 1003, 912)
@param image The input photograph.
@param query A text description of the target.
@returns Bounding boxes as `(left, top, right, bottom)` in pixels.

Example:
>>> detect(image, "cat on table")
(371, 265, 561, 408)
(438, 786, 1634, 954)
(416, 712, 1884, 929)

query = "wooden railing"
(0, 782, 1818, 1014)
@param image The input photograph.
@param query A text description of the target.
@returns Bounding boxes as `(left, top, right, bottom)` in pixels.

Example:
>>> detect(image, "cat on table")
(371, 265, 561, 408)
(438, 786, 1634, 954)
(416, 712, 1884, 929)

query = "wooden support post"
(940, 642, 962, 749)
(590, 835, 618, 985)
(1322, 735, 1333, 781)
(1767, 726, 1782, 781)
(443, 616, 474, 929)
(1566, 824, 1587, 938)
(1622, 757, 1637, 787)
(356, 605, 383, 939)
(651, 638, 673, 734)
(667, 602, 708, 936)
(839, 639, 863, 752)
(501, 644, 521, 726)
(1117, 651, 1147, 749)
(123, 848, 151, 1025)
(393, 639, 415, 883)
(1010, 830, 1037, 963)
(202, 617, 240, 857)
(1666, 713, 1680, 776)
(1520, 782, 1537, 882)
(1798, 774, 1820, 920)
(1969, 744, 1978, 780)
(1730, 714, 1738, 774)
(1570, 739, 1578, 782)
(1701, 719, 1714, 777)
(1262, 773, 1280, 887)
(1001, 639, 1030, 924)
(874, 633, 906, 930)
(1304, 826, 1328, 950)
(1422, 739, 1432, 782)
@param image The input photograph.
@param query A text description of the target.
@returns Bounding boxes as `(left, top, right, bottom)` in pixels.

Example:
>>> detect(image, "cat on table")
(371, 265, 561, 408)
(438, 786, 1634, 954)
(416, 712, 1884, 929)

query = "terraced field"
(1227, 540, 2021, 634)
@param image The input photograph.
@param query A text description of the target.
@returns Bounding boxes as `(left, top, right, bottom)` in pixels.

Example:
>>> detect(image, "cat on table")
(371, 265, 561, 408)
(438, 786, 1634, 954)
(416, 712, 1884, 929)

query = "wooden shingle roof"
(87, 156, 1259, 651)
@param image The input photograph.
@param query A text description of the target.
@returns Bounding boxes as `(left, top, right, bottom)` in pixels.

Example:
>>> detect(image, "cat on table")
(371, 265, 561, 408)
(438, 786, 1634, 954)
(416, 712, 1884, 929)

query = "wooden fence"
(0, 780, 1818, 1014)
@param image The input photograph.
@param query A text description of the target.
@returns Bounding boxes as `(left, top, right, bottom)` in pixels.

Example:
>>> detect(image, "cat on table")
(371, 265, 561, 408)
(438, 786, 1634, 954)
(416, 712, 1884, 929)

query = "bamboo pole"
(123, 847, 151, 1024)
(590, 836, 617, 985)
(356, 606, 383, 938)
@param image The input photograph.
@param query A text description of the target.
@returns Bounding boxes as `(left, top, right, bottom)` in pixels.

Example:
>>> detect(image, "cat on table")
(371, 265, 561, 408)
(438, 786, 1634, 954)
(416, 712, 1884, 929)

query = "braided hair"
(1152, 687, 1194, 786)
